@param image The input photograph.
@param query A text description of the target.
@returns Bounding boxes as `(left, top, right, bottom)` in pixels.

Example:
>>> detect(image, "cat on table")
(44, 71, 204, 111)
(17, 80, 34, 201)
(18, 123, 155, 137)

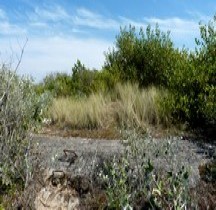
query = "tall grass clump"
(48, 83, 171, 131)
(49, 93, 111, 129)
(114, 83, 170, 130)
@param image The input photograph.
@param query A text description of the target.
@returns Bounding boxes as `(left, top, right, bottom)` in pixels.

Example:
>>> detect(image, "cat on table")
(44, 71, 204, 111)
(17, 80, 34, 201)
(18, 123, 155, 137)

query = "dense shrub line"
(37, 15, 216, 129)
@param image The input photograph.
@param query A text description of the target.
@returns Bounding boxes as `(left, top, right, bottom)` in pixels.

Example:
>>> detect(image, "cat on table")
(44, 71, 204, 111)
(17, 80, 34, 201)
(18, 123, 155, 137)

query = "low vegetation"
(97, 131, 216, 209)
(49, 93, 110, 129)
(99, 132, 194, 209)
(0, 64, 51, 208)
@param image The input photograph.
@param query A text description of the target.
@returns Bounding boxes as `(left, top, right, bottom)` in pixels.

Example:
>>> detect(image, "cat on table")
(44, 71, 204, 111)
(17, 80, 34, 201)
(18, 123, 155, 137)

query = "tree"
(104, 25, 177, 87)
(41, 72, 72, 97)
(71, 60, 98, 96)
(165, 15, 216, 127)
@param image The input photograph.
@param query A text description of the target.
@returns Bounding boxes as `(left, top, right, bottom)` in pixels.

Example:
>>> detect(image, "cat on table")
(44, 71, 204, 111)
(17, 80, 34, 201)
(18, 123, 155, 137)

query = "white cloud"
(72, 8, 202, 46)
(26, 5, 201, 40)
(0, 5, 210, 82)
(115, 16, 201, 48)
(35, 5, 69, 21)
(0, 36, 112, 82)
(73, 8, 120, 30)
(0, 21, 27, 35)
(142, 17, 201, 48)
(119, 16, 147, 28)
(144, 17, 198, 35)
(0, 8, 7, 20)
(29, 21, 48, 28)
(27, 6, 121, 31)
(28, 4, 70, 26)
(186, 10, 212, 23)
(0, 8, 26, 36)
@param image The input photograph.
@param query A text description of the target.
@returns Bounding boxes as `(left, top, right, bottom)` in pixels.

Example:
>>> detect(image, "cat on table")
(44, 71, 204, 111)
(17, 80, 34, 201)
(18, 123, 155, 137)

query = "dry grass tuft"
(114, 83, 164, 130)
(48, 93, 110, 129)
(48, 83, 171, 132)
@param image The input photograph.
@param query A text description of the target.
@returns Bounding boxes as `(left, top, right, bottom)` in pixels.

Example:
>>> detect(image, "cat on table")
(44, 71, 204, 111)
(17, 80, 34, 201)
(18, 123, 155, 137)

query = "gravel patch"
(33, 135, 215, 187)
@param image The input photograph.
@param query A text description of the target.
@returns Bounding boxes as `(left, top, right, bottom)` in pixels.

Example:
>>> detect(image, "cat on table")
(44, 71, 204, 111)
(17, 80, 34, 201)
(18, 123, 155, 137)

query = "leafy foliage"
(71, 60, 96, 96)
(35, 72, 72, 97)
(104, 16, 216, 128)
(100, 132, 194, 209)
(38, 15, 216, 129)
(0, 66, 50, 189)
(104, 25, 177, 87)
(37, 60, 118, 97)
(165, 15, 216, 126)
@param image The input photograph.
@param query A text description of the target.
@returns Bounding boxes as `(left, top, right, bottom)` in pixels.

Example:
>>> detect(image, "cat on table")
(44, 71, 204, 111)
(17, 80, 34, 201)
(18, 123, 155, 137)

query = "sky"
(0, 0, 215, 82)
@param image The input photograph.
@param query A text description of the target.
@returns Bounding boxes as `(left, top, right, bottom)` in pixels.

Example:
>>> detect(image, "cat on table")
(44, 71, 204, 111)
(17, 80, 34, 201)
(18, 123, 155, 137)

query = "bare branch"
(14, 38, 28, 74)
(0, 38, 28, 107)
(0, 92, 7, 109)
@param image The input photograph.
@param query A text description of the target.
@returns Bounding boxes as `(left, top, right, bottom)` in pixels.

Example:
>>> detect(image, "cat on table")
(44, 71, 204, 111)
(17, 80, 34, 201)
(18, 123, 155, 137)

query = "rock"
(58, 149, 78, 167)
(35, 168, 93, 209)
(34, 186, 80, 210)
(35, 168, 80, 209)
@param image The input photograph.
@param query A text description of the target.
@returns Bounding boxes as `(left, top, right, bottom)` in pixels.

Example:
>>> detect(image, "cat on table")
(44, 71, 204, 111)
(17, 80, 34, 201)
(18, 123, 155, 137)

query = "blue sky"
(0, 0, 215, 82)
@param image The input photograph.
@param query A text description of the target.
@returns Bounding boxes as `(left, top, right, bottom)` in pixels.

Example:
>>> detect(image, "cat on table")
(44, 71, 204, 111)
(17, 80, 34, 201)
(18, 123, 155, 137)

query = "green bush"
(71, 60, 118, 96)
(165, 15, 216, 127)
(36, 72, 72, 97)
(71, 60, 98, 96)
(103, 16, 215, 128)
(104, 25, 178, 87)
(193, 15, 216, 125)
(0, 65, 50, 190)
(37, 60, 112, 97)
(38, 15, 215, 129)
(100, 131, 194, 209)
(91, 69, 118, 93)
